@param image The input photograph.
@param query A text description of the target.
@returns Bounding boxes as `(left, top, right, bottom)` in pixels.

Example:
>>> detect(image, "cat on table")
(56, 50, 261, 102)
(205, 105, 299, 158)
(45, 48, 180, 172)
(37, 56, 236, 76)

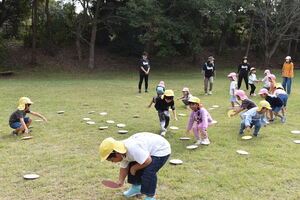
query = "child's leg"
(157, 111, 166, 132)
(163, 111, 170, 129)
(25, 117, 32, 128)
(193, 124, 201, 140)
(141, 155, 169, 198)
(209, 76, 214, 92)
(239, 121, 246, 134)
(273, 107, 284, 119)
(253, 120, 261, 136)
(269, 110, 274, 120)
(204, 77, 208, 93)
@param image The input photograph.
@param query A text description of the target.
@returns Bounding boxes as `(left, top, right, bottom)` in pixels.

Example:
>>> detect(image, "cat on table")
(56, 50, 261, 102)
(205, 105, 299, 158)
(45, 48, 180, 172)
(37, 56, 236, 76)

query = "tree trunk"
(31, 0, 38, 65)
(45, 0, 54, 56)
(88, 0, 101, 69)
(76, 25, 82, 61)
(217, 25, 227, 55)
(245, 15, 254, 57)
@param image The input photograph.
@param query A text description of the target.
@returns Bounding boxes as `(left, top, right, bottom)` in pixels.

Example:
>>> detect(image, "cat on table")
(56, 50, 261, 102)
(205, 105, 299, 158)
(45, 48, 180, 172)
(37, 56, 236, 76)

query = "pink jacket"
(187, 107, 213, 131)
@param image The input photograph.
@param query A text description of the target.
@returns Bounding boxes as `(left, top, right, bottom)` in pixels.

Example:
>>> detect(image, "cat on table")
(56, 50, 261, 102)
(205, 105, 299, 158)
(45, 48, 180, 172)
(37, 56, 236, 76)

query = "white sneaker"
(160, 131, 166, 136)
(201, 138, 210, 145)
(208, 91, 212, 95)
(205, 93, 208, 96)
(195, 140, 202, 145)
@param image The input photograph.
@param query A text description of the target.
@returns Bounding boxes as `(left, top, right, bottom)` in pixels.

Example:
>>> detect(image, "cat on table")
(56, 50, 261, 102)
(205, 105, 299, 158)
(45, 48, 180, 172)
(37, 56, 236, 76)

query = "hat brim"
(100, 141, 126, 162)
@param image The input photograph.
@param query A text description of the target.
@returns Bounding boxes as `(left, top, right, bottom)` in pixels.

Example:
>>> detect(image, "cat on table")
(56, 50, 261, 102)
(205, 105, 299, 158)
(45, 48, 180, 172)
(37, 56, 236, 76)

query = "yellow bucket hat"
(257, 100, 271, 111)
(99, 137, 126, 161)
(161, 90, 174, 99)
(275, 83, 283, 89)
(18, 97, 33, 111)
(188, 96, 201, 104)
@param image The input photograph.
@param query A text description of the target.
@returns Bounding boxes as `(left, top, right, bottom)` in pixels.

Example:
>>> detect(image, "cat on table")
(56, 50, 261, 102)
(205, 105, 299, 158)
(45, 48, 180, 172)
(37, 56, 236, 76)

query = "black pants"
(249, 83, 256, 95)
(238, 73, 249, 90)
(138, 73, 148, 91)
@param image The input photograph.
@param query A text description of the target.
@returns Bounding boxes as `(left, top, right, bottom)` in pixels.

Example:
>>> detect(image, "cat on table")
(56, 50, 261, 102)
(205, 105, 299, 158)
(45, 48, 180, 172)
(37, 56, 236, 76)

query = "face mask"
(243, 60, 247, 63)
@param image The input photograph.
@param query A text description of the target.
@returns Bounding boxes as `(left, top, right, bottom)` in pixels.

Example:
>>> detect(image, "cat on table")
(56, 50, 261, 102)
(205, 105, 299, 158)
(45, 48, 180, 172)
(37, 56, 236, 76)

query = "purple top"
(187, 107, 213, 131)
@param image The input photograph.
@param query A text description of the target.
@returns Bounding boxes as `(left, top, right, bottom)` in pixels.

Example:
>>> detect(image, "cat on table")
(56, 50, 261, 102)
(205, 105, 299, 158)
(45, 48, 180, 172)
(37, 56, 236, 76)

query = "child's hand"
(116, 180, 124, 187)
(43, 118, 48, 122)
(130, 167, 137, 176)
(174, 117, 178, 121)
(185, 130, 190, 135)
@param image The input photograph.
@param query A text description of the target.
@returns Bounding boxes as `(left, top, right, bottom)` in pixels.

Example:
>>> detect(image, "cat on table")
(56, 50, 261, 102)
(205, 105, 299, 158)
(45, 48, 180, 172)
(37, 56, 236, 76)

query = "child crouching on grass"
(9, 97, 47, 137)
(178, 87, 193, 108)
(274, 83, 288, 116)
(185, 97, 212, 145)
(230, 90, 257, 117)
(239, 100, 271, 136)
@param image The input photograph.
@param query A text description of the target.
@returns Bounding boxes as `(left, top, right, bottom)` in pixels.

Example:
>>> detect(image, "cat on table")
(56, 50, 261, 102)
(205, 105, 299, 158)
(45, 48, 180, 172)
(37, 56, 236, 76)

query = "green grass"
(0, 69, 300, 200)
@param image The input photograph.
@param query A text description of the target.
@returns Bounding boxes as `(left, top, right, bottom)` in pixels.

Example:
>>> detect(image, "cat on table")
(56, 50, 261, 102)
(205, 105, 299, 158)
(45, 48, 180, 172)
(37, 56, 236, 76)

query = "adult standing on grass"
(202, 56, 216, 95)
(282, 56, 294, 95)
(237, 56, 250, 90)
(138, 52, 150, 93)
(99, 132, 171, 200)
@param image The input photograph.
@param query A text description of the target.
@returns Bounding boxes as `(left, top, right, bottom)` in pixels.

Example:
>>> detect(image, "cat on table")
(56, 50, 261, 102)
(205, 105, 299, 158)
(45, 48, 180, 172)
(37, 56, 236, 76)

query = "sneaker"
(138, 90, 141, 93)
(160, 131, 166, 136)
(123, 185, 141, 197)
(144, 197, 156, 200)
(195, 139, 202, 145)
(208, 91, 212, 95)
(281, 117, 286, 123)
(201, 138, 210, 145)
(205, 93, 208, 96)
(253, 93, 256, 96)
(269, 118, 274, 122)
(11, 131, 18, 136)
(145, 90, 148, 93)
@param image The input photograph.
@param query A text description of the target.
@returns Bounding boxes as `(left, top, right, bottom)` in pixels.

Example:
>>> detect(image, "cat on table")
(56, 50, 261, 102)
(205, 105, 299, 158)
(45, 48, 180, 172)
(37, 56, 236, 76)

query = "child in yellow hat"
(154, 90, 178, 136)
(99, 132, 171, 200)
(9, 97, 47, 136)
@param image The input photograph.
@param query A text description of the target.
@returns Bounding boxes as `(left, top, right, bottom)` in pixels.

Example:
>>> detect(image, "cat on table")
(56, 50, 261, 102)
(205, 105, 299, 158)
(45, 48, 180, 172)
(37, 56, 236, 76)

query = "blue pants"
(277, 94, 288, 107)
(239, 120, 261, 136)
(9, 117, 30, 129)
(127, 155, 170, 196)
(282, 77, 292, 94)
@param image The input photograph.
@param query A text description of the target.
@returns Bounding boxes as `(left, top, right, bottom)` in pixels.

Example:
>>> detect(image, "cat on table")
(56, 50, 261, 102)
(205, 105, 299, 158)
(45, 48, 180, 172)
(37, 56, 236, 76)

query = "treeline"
(1, 0, 300, 68)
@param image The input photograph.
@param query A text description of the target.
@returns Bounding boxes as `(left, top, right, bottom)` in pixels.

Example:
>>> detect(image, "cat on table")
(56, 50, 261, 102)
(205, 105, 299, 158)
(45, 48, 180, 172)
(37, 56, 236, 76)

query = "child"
(230, 90, 257, 117)
(268, 74, 276, 94)
(99, 132, 171, 200)
(185, 96, 212, 145)
(228, 72, 240, 108)
(261, 69, 271, 90)
(9, 97, 47, 136)
(239, 100, 271, 136)
(147, 81, 165, 108)
(154, 90, 178, 136)
(248, 67, 259, 96)
(274, 83, 288, 116)
(259, 88, 286, 122)
(202, 56, 216, 95)
(178, 87, 193, 108)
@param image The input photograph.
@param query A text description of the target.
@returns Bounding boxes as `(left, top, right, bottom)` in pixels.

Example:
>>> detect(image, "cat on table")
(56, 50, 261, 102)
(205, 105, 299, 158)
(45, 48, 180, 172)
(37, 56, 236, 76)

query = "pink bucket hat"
(259, 88, 269, 95)
(264, 69, 271, 75)
(268, 74, 276, 80)
(158, 81, 165, 87)
(182, 87, 189, 92)
(235, 90, 248, 100)
(227, 72, 237, 80)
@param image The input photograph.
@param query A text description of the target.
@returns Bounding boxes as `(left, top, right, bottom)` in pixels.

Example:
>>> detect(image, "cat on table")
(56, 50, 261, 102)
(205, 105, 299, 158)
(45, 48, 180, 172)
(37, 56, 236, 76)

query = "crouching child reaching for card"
(99, 132, 171, 200)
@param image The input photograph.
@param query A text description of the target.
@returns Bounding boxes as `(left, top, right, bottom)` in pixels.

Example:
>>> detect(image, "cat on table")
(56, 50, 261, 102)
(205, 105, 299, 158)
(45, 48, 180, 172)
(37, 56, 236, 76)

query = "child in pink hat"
(178, 87, 193, 108)
(259, 88, 286, 122)
(268, 74, 276, 94)
(230, 90, 257, 117)
(261, 69, 271, 90)
(147, 81, 165, 108)
(228, 72, 240, 108)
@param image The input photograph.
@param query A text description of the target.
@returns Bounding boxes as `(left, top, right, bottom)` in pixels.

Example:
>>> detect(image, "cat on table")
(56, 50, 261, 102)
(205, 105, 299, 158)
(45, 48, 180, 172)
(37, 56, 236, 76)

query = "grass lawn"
(0, 69, 300, 200)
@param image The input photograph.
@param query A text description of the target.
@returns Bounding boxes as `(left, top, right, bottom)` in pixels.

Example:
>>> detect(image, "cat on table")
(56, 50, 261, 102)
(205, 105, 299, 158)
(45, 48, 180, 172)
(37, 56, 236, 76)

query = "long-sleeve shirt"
(241, 107, 267, 127)
(237, 63, 250, 74)
(282, 62, 294, 78)
(187, 107, 213, 131)
(248, 74, 257, 84)
(155, 97, 175, 111)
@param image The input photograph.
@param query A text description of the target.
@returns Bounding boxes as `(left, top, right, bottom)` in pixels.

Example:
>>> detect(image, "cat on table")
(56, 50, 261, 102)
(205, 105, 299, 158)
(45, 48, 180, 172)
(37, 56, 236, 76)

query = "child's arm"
(130, 156, 152, 175)
(147, 98, 154, 108)
(185, 112, 194, 134)
(172, 109, 178, 121)
(116, 167, 129, 187)
(30, 111, 48, 122)
(231, 107, 245, 117)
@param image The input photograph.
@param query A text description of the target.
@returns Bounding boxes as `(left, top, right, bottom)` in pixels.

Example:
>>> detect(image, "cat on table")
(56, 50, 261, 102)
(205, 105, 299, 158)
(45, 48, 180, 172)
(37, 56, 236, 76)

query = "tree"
(31, 0, 38, 65)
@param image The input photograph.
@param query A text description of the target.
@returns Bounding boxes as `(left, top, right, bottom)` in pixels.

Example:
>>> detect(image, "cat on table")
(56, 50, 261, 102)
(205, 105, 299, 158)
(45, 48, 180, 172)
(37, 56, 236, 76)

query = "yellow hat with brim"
(257, 100, 271, 112)
(275, 83, 283, 89)
(18, 97, 33, 111)
(161, 90, 174, 99)
(99, 137, 126, 161)
(188, 96, 201, 104)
